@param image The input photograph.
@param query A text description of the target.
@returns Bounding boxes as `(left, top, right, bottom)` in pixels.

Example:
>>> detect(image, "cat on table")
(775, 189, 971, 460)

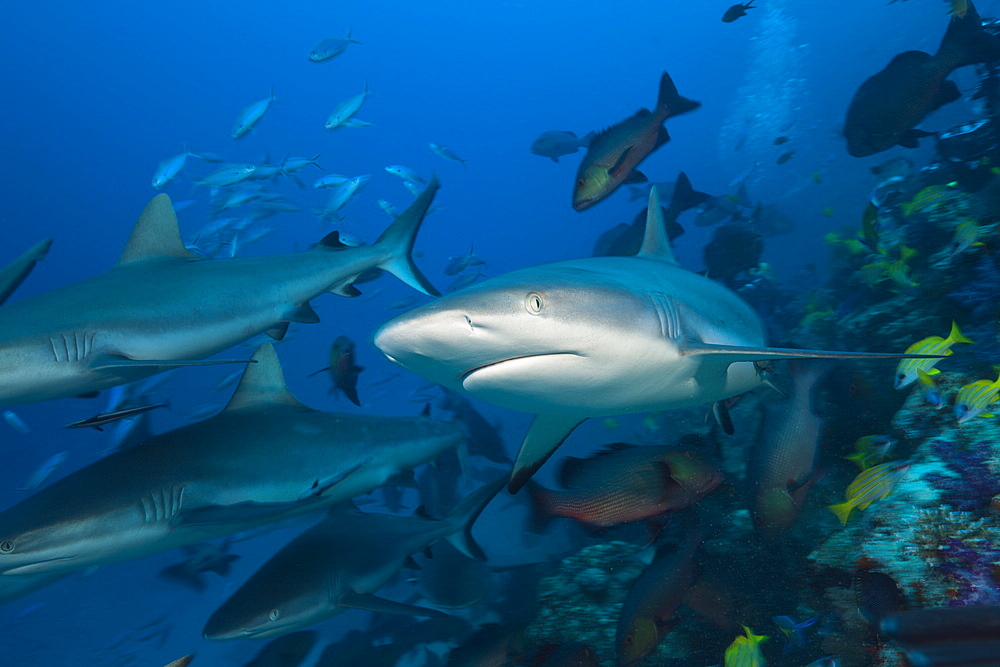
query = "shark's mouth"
(0, 553, 76, 575)
(459, 352, 584, 384)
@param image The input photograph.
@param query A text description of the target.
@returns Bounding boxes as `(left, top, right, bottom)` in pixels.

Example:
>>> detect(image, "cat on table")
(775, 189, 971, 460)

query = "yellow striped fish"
(828, 461, 909, 525)
(724, 626, 769, 667)
(955, 371, 1000, 423)
(894, 321, 973, 389)
(845, 435, 895, 469)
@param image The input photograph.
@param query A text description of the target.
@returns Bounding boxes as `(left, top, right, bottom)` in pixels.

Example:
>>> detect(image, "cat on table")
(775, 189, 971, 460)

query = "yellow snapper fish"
(725, 626, 768, 667)
(955, 370, 1000, 423)
(894, 321, 973, 389)
(949, 219, 984, 257)
(828, 460, 910, 525)
(901, 183, 956, 217)
(845, 435, 895, 469)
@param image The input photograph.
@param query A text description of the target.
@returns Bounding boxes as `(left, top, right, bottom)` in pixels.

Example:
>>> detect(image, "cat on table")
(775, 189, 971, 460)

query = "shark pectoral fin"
(265, 323, 290, 341)
(678, 342, 947, 364)
(509, 415, 586, 494)
(711, 400, 734, 435)
(330, 283, 362, 298)
(337, 592, 446, 618)
(297, 456, 371, 500)
(172, 497, 325, 528)
(87, 355, 255, 372)
(0, 238, 53, 307)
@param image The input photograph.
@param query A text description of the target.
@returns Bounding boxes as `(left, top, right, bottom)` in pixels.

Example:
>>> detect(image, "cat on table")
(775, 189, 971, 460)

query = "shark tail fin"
(444, 476, 505, 561)
(372, 175, 441, 297)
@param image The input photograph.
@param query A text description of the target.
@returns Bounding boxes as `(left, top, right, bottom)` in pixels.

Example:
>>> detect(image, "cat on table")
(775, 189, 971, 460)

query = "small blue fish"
(773, 615, 816, 654)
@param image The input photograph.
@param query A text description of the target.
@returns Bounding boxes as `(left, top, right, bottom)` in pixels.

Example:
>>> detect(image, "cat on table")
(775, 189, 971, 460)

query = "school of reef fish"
(8, 1, 1000, 666)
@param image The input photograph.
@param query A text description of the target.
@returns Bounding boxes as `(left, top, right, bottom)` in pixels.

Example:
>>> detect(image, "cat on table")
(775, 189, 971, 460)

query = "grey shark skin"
(374, 187, 942, 493)
(203, 477, 504, 640)
(0, 344, 465, 577)
(0, 178, 440, 406)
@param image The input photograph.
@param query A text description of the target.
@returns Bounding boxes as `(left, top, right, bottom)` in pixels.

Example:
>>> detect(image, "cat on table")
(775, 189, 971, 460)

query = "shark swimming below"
(203, 477, 504, 640)
(374, 186, 942, 493)
(0, 178, 440, 407)
(0, 343, 466, 577)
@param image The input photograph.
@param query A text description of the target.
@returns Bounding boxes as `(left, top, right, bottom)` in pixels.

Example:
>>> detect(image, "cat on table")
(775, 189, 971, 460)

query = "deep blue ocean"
(1, 1, 995, 665)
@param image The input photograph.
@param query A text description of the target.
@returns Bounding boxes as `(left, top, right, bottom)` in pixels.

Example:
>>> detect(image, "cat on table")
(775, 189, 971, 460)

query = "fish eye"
(0, 539, 14, 553)
(897, 373, 906, 380)
(269, 608, 280, 621)
(575, 178, 585, 188)
(625, 634, 634, 645)
(525, 293, 543, 315)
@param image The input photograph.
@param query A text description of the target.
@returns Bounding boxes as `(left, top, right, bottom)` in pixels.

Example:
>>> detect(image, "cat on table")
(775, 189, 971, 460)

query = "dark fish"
(722, 1, 755, 22)
(773, 136, 789, 145)
(844, 1, 1000, 157)
(592, 171, 709, 257)
(528, 443, 722, 530)
(748, 362, 824, 534)
(534, 642, 600, 666)
(445, 622, 527, 666)
(572, 72, 700, 211)
(64, 403, 167, 431)
(616, 518, 707, 666)
(531, 130, 596, 162)
(881, 606, 1000, 644)
(158, 541, 240, 593)
(702, 224, 763, 284)
(308, 335, 363, 406)
(776, 151, 795, 164)
(417, 539, 491, 609)
(854, 569, 906, 627)
(244, 631, 317, 667)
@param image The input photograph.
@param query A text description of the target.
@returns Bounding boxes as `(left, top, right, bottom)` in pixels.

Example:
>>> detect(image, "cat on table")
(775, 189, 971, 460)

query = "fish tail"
(372, 175, 441, 296)
(937, 0, 1000, 69)
(828, 501, 854, 525)
(656, 71, 701, 120)
(670, 171, 712, 212)
(444, 476, 505, 561)
(947, 321, 974, 345)
(525, 481, 556, 532)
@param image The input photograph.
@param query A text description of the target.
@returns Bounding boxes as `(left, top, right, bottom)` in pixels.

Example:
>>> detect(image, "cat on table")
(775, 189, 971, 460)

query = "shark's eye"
(525, 293, 543, 315)
(0, 539, 14, 553)
(269, 608, 280, 621)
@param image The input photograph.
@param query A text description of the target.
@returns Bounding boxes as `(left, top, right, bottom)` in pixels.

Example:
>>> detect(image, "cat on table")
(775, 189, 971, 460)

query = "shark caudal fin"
(373, 175, 441, 297)
(0, 238, 52, 307)
(444, 476, 505, 561)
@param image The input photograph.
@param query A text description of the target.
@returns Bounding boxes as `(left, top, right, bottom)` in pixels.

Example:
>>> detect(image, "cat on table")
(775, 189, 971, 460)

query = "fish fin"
(444, 476, 505, 561)
(828, 501, 854, 525)
(670, 172, 712, 212)
(317, 231, 350, 248)
(509, 414, 586, 493)
(372, 175, 441, 296)
(525, 481, 555, 533)
(938, 0, 1000, 68)
(948, 321, 974, 345)
(286, 302, 321, 324)
(342, 383, 361, 406)
(87, 355, 252, 372)
(118, 194, 199, 265)
(711, 400, 735, 435)
(678, 341, 945, 364)
(896, 129, 935, 149)
(656, 70, 701, 118)
(654, 125, 671, 150)
(609, 147, 634, 177)
(622, 170, 648, 184)
(330, 283, 362, 297)
(206, 554, 239, 576)
(550, 156, 559, 163)
(306, 366, 331, 377)
(638, 185, 680, 265)
(298, 457, 370, 500)
(223, 343, 306, 411)
(0, 238, 53, 307)
(337, 592, 446, 617)
(265, 322, 289, 341)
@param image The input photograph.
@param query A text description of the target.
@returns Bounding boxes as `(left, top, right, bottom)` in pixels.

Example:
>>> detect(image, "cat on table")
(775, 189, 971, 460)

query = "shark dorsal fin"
(224, 343, 305, 411)
(638, 186, 679, 265)
(118, 194, 197, 266)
